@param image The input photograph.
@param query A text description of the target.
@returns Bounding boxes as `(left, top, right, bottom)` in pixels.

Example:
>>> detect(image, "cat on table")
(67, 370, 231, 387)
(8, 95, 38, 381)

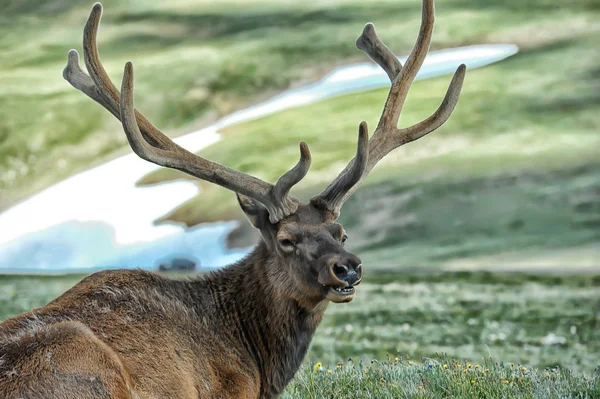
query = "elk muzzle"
(318, 253, 363, 302)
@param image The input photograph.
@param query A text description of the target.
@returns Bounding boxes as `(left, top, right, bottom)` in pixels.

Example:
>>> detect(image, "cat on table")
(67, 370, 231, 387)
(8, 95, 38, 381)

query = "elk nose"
(332, 257, 363, 286)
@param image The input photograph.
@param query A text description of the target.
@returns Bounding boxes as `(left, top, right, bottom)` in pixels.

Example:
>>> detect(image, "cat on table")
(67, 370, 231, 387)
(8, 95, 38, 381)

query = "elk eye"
(341, 235, 348, 245)
(279, 239, 295, 248)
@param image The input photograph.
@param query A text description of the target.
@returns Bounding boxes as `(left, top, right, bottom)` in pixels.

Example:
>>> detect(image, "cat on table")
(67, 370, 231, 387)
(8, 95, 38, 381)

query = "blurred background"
(0, 0, 598, 374)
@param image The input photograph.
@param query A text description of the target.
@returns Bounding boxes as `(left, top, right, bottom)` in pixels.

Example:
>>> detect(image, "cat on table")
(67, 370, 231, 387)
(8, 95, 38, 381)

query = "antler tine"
(272, 142, 311, 199)
(356, 23, 402, 82)
(375, 0, 434, 133)
(81, 3, 175, 151)
(66, 2, 312, 223)
(312, 0, 466, 216)
(311, 122, 369, 215)
(395, 64, 466, 145)
(119, 62, 174, 163)
(63, 49, 116, 116)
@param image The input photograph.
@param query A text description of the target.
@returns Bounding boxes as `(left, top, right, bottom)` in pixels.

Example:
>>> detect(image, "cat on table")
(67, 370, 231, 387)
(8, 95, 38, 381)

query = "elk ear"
(236, 194, 271, 229)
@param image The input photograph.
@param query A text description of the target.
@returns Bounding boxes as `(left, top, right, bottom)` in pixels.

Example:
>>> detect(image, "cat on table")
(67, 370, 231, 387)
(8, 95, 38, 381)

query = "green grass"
(285, 357, 600, 398)
(2, 0, 598, 210)
(0, 274, 85, 318)
(309, 272, 600, 374)
(349, 165, 600, 268)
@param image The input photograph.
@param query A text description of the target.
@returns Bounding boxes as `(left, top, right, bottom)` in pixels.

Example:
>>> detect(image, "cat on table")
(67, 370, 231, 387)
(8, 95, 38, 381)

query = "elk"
(0, 0, 465, 397)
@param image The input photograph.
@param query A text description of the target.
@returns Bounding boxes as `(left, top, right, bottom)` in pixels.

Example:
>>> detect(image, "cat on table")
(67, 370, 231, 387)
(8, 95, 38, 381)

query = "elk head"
(63, 1, 465, 305)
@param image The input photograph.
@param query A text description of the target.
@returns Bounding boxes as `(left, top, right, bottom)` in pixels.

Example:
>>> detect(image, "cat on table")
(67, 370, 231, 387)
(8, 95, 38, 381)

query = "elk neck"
(192, 241, 328, 397)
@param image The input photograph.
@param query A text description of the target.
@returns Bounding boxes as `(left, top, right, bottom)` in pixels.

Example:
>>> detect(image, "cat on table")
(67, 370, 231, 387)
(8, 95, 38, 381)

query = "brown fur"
(0, 203, 361, 399)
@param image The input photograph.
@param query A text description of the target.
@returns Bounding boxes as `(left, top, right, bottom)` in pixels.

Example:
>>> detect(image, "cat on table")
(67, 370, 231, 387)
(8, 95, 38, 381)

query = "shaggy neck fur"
(193, 242, 328, 398)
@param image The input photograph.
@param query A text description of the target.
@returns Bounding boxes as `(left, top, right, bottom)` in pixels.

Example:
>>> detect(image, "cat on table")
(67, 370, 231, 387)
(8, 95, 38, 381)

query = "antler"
(311, 0, 466, 218)
(63, 3, 311, 223)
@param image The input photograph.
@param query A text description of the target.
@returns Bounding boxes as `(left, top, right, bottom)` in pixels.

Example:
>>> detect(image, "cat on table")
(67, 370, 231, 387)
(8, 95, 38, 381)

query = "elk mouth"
(324, 284, 356, 303)
(329, 286, 355, 295)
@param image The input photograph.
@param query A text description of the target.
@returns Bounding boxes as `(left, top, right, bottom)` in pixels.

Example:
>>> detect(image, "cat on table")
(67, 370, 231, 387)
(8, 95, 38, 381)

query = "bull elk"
(0, 0, 465, 397)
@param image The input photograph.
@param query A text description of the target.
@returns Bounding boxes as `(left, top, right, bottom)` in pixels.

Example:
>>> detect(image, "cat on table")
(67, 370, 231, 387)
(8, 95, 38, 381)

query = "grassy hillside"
(2, 0, 598, 210)
(138, 20, 600, 266)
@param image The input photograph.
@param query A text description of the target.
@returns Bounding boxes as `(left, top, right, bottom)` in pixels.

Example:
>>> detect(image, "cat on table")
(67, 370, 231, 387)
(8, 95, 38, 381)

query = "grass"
(285, 357, 600, 398)
(0, 274, 85, 319)
(2, 0, 598, 210)
(349, 165, 600, 268)
(308, 272, 600, 376)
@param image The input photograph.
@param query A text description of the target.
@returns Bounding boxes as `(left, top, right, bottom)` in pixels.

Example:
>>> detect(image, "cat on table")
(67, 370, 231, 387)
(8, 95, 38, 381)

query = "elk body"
(0, 1, 465, 398)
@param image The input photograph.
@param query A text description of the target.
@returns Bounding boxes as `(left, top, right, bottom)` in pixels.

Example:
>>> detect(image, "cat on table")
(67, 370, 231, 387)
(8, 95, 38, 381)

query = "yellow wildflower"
(471, 380, 476, 385)
(395, 357, 399, 362)
(504, 380, 509, 385)
(418, 386, 423, 390)
(468, 364, 472, 369)
(313, 362, 322, 373)
(443, 364, 448, 369)
(475, 364, 479, 369)
(408, 361, 413, 365)
(327, 369, 332, 374)
(522, 367, 527, 372)
(463, 369, 468, 373)
(485, 369, 489, 373)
